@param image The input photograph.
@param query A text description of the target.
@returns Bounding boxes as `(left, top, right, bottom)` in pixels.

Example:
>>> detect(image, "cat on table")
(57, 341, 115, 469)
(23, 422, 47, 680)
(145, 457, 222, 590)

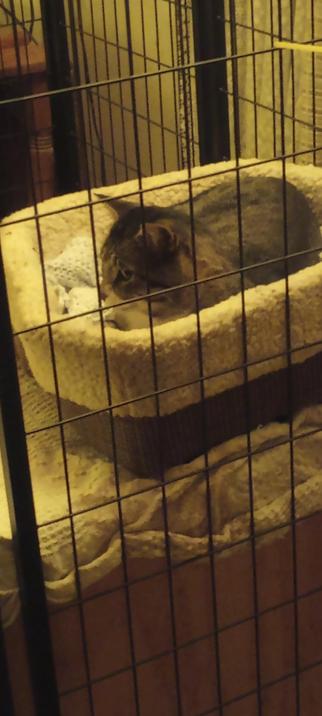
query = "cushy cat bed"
(2, 158, 322, 475)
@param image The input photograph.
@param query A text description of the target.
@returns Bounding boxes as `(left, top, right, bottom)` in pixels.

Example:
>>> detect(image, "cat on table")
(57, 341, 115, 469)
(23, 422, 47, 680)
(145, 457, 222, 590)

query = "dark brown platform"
(61, 349, 322, 477)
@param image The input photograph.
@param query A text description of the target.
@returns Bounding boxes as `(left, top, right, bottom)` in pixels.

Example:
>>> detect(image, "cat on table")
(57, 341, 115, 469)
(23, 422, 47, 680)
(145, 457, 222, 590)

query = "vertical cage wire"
(123, 3, 184, 710)
(175, 0, 195, 167)
(310, 0, 317, 165)
(175, 5, 225, 712)
(223, 0, 322, 163)
(276, 4, 301, 712)
(58, 0, 200, 188)
(228, 3, 263, 712)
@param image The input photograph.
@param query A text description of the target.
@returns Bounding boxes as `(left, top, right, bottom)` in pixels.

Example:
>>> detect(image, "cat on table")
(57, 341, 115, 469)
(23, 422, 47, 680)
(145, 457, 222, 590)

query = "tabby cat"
(97, 174, 321, 330)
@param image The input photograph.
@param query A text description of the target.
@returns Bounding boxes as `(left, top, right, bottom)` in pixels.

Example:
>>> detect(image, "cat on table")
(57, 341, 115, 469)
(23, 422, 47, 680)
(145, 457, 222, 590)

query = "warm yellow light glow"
(274, 40, 322, 55)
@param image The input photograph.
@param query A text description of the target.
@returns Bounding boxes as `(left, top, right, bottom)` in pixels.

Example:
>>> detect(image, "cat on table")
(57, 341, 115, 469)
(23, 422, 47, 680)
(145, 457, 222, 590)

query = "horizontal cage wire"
(1, 1, 322, 715)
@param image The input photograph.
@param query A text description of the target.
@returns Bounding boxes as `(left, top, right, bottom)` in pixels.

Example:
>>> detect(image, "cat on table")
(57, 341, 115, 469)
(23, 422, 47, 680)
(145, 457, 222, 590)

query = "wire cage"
(1, 1, 322, 715)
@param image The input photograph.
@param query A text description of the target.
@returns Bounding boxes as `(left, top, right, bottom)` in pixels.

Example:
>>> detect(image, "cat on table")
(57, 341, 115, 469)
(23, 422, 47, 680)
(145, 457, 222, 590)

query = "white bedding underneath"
(1, 353, 322, 629)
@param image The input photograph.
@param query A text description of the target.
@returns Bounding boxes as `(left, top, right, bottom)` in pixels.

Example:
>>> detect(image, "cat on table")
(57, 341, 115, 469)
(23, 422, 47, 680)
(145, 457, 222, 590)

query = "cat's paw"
(101, 307, 119, 327)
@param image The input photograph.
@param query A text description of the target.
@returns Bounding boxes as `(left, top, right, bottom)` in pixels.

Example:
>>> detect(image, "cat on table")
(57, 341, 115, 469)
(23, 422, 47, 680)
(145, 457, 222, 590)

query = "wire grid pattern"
(1, 0, 322, 715)
(0, 1, 55, 218)
(62, 0, 199, 188)
(223, 0, 322, 164)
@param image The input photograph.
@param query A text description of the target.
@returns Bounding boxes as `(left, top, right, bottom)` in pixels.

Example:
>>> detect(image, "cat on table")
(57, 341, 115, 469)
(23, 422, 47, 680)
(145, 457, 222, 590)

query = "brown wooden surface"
(5, 510, 322, 715)
(0, 30, 54, 216)
(0, 29, 46, 77)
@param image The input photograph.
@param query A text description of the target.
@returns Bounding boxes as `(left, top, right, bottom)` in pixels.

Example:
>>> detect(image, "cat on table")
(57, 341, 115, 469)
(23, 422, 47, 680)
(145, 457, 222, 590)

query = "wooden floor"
(5, 509, 322, 715)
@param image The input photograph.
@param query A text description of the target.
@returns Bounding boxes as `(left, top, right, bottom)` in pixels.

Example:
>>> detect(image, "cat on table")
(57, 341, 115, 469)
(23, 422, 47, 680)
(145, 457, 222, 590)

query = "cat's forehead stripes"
(112, 205, 166, 231)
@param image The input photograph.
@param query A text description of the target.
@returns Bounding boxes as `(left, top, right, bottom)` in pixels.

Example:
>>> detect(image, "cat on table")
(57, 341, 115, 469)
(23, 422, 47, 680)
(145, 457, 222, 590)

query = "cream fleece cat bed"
(2, 159, 322, 475)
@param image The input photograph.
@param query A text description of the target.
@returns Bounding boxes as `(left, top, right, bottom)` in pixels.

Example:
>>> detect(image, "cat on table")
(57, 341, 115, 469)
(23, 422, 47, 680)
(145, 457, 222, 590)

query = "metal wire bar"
(289, 0, 296, 160)
(167, 0, 182, 168)
(0, 0, 37, 44)
(49, 503, 322, 619)
(175, 0, 194, 167)
(16, 322, 322, 426)
(100, 0, 118, 182)
(88, 0, 106, 184)
(277, 3, 300, 711)
(222, 85, 321, 135)
(124, 2, 183, 710)
(311, 0, 317, 165)
(138, 0, 156, 177)
(153, 0, 167, 172)
(0, 616, 15, 716)
(65, 9, 142, 710)
(0, 254, 60, 716)
(39, 0, 80, 194)
(192, 0, 230, 162)
(218, 11, 322, 45)
(2, 3, 322, 713)
(10, 60, 96, 715)
(17, 0, 45, 204)
(75, 0, 98, 189)
(1, 43, 314, 110)
(65, 0, 88, 188)
(112, 0, 130, 182)
(269, 0, 278, 155)
(63, 22, 176, 70)
(3, 142, 321, 232)
(249, 0, 258, 156)
(176, 4, 224, 710)
(182, 0, 196, 166)
(34, 417, 322, 539)
(196, 653, 322, 715)
(58, 631, 322, 709)
(228, 3, 262, 711)
(74, 0, 101, 188)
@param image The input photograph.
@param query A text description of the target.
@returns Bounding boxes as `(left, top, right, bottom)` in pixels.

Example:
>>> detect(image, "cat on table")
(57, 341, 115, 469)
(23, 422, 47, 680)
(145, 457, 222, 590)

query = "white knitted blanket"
(45, 235, 103, 319)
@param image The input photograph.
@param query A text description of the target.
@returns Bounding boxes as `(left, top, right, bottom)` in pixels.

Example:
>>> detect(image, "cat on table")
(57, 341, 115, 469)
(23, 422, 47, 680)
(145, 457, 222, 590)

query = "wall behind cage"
(3, 1, 322, 202)
(224, 0, 322, 164)
(0, 0, 200, 196)
(63, 0, 200, 188)
(0, 1, 43, 42)
(49, 0, 322, 184)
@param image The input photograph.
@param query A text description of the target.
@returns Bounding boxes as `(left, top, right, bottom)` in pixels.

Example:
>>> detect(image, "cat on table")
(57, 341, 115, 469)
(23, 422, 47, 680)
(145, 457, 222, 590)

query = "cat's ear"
(136, 222, 179, 257)
(94, 193, 137, 220)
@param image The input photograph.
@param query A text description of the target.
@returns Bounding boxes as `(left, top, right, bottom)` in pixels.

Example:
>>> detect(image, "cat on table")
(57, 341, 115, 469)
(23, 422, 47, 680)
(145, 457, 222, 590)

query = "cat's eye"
(118, 267, 133, 281)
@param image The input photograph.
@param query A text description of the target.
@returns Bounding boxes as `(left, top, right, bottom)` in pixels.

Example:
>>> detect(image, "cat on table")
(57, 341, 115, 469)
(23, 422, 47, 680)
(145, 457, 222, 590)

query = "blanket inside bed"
(45, 235, 104, 319)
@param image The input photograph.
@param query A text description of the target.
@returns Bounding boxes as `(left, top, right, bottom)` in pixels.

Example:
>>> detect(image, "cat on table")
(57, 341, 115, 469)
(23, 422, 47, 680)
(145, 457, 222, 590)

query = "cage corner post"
(0, 616, 15, 716)
(39, 0, 81, 195)
(192, 0, 230, 164)
(0, 252, 61, 716)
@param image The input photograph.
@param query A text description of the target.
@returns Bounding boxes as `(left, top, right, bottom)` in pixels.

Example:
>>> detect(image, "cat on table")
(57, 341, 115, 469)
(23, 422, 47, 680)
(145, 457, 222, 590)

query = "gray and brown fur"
(98, 174, 321, 330)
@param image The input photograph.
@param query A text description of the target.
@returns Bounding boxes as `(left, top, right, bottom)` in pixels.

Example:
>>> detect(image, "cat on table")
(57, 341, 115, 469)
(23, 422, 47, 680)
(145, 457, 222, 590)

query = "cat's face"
(100, 197, 196, 330)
